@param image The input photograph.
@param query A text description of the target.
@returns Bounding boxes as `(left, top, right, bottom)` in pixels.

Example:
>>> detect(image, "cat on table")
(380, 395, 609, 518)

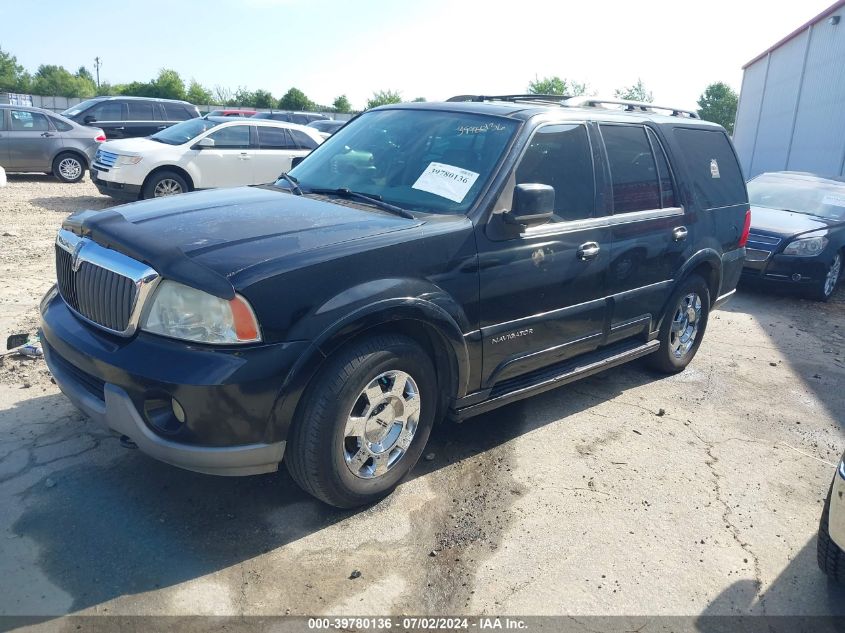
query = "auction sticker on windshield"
(412, 162, 480, 203)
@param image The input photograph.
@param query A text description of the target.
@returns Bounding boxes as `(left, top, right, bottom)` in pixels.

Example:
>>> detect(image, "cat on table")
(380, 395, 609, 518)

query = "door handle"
(673, 226, 688, 241)
(41, 132, 54, 137)
(113, 126, 125, 131)
(577, 242, 601, 261)
(157, 125, 166, 130)
(239, 152, 251, 160)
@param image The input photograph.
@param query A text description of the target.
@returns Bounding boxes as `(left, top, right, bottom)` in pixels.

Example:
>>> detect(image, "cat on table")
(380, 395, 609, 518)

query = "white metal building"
(733, 0, 845, 178)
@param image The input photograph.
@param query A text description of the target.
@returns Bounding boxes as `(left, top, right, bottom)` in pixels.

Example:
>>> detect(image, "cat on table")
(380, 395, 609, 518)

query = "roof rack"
(446, 94, 572, 106)
(563, 96, 699, 119)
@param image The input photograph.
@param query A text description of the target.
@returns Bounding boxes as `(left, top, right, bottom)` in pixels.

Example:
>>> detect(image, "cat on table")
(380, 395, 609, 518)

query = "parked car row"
(90, 116, 324, 200)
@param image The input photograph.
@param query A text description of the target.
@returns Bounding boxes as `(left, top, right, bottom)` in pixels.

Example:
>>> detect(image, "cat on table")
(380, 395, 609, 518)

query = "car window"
(601, 124, 661, 213)
(88, 101, 123, 122)
(0, 110, 6, 131)
(164, 103, 191, 120)
(646, 128, 676, 208)
(127, 101, 155, 120)
(207, 125, 251, 148)
(10, 110, 50, 132)
(290, 129, 318, 150)
(51, 117, 73, 132)
(515, 124, 596, 222)
(674, 127, 745, 209)
(257, 126, 297, 149)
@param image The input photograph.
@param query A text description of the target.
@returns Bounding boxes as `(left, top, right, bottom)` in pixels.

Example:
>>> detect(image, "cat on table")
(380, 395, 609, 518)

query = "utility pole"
(93, 57, 101, 88)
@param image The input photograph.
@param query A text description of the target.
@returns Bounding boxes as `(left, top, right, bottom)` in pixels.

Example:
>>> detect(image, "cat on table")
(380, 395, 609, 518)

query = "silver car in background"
(0, 105, 105, 183)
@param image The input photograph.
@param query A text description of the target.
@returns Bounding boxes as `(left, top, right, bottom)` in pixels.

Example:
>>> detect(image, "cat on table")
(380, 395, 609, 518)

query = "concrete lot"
(0, 176, 844, 619)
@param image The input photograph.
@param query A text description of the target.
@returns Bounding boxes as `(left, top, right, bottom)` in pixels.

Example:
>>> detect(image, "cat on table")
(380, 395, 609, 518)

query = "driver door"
(476, 123, 612, 388)
(189, 124, 254, 189)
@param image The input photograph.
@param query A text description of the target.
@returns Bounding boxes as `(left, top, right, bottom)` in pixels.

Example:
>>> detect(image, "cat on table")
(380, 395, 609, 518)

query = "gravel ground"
(0, 174, 844, 624)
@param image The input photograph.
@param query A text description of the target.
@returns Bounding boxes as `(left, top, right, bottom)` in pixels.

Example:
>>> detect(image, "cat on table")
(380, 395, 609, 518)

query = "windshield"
(150, 118, 220, 145)
(283, 109, 519, 214)
(748, 174, 845, 221)
(61, 98, 103, 118)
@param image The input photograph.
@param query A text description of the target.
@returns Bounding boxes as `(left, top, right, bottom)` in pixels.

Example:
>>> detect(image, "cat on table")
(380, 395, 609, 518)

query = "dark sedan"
(742, 172, 845, 300)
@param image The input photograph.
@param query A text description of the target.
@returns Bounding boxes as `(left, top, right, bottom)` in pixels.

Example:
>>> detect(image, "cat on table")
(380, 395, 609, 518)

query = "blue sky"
(1, 0, 836, 109)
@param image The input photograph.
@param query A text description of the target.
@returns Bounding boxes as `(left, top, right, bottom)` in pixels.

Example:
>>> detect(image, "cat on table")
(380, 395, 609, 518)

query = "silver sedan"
(0, 104, 105, 183)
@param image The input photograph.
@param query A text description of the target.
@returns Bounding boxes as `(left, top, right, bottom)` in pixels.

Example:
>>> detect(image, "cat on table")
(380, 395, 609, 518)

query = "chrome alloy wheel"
(153, 178, 183, 197)
(343, 370, 421, 479)
(670, 292, 702, 359)
(58, 157, 82, 181)
(824, 253, 842, 297)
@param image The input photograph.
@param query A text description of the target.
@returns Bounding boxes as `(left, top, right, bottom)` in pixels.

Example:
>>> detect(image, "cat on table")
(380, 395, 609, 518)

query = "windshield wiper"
(308, 188, 415, 219)
(277, 172, 302, 195)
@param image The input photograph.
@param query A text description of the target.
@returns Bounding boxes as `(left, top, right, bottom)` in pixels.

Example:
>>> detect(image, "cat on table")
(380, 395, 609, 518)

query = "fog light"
(791, 273, 801, 281)
(171, 398, 186, 424)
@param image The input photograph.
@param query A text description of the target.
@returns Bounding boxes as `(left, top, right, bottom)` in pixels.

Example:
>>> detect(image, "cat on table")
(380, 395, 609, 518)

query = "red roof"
(743, 0, 845, 69)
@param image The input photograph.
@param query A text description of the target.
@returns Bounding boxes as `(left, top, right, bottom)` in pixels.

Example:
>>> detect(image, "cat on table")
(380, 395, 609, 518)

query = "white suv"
(90, 117, 324, 200)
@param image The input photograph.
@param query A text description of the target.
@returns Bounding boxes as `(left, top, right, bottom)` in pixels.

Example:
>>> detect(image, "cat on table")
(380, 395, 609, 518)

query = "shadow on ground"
(8, 362, 660, 613)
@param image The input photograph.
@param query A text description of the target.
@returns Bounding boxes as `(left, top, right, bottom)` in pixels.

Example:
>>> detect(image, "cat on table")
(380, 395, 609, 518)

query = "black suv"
(252, 111, 329, 125)
(61, 96, 200, 139)
(40, 95, 749, 507)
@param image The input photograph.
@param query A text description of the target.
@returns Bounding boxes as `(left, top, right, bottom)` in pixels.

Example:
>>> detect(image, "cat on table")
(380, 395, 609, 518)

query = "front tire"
(285, 334, 437, 508)
(646, 274, 710, 374)
(142, 170, 188, 199)
(808, 252, 842, 302)
(52, 152, 85, 183)
(818, 481, 845, 583)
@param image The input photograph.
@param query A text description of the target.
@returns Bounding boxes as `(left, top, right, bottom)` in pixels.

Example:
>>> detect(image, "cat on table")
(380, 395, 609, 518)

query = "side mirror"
(291, 155, 306, 168)
(504, 184, 555, 229)
(194, 137, 215, 149)
(83, 115, 96, 125)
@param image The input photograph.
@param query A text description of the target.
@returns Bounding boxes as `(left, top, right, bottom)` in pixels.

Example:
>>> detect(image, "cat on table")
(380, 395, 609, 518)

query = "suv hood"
(64, 186, 422, 299)
(750, 204, 845, 239)
(100, 137, 167, 155)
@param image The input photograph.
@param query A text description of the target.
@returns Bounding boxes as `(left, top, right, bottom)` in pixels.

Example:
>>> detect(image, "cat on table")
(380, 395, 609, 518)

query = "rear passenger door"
(253, 126, 299, 183)
(0, 109, 9, 168)
(125, 100, 159, 137)
(6, 109, 61, 171)
(477, 122, 612, 387)
(600, 124, 686, 342)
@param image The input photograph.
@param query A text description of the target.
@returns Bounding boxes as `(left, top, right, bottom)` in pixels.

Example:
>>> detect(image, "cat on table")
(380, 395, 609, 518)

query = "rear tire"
(52, 152, 85, 183)
(646, 274, 710, 374)
(142, 170, 188, 199)
(818, 480, 845, 583)
(285, 334, 437, 508)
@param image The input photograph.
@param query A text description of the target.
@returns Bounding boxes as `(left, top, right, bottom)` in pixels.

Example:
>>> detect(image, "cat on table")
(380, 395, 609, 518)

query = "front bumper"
(41, 291, 308, 476)
(91, 170, 142, 200)
(830, 459, 845, 550)
(741, 251, 831, 287)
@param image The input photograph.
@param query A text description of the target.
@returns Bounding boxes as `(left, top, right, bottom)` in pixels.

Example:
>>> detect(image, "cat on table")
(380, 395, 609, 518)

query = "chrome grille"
(93, 149, 118, 171)
(747, 233, 781, 246)
(55, 229, 159, 336)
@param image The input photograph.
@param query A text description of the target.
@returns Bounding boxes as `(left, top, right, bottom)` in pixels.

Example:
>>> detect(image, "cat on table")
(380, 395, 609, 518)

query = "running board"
(451, 339, 660, 421)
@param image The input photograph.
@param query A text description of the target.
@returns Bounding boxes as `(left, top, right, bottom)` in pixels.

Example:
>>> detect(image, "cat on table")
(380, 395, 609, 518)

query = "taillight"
(94, 134, 106, 142)
(738, 208, 751, 247)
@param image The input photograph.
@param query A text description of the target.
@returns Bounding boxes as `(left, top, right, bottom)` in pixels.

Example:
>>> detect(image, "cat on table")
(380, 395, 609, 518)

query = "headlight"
(782, 235, 828, 257)
(116, 155, 143, 166)
(141, 280, 261, 345)
(839, 458, 845, 480)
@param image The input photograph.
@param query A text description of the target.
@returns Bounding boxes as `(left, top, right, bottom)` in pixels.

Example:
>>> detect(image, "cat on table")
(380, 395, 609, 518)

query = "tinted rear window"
(164, 103, 191, 120)
(673, 128, 745, 209)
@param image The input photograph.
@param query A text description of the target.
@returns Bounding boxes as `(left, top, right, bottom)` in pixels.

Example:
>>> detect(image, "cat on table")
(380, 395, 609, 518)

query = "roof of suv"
(83, 95, 195, 105)
(380, 96, 721, 129)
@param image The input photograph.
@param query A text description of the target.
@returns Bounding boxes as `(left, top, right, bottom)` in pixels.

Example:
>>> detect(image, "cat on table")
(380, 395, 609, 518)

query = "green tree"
(278, 87, 313, 111)
(96, 81, 115, 96)
(251, 89, 275, 109)
(367, 89, 402, 109)
(412, 97, 427, 102)
(0, 47, 30, 92)
(119, 80, 155, 97)
(213, 85, 233, 105)
(332, 94, 352, 113)
(614, 78, 653, 102)
(152, 68, 186, 100)
(32, 65, 94, 98)
(527, 75, 588, 97)
(696, 81, 739, 134)
(186, 79, 212, 105)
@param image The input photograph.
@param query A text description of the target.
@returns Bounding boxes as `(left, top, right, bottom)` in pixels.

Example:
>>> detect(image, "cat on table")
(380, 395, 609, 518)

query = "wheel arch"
(52, 148, 89, 170)
(141, 165, 195, 193)
(655, 249, 721, 332)
(267, 300, 470, 444)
